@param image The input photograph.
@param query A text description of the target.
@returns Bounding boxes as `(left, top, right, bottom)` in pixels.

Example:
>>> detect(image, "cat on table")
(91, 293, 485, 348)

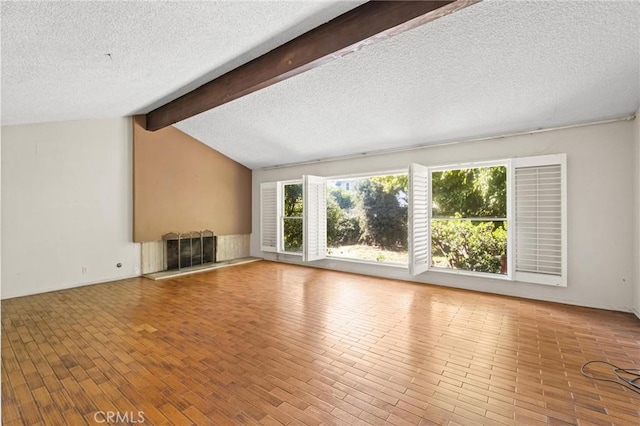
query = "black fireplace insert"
(163, 231, 215, 270)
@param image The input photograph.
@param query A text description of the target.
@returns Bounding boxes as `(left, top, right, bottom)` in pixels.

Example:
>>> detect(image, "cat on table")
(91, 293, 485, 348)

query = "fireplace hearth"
(163, 231, 215, 271)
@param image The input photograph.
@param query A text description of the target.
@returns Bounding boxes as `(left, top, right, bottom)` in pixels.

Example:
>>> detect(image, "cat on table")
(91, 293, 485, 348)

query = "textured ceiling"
(2, 1, 639, 170)
(0, 0, 363, 125)
(175, 0, 640, 169)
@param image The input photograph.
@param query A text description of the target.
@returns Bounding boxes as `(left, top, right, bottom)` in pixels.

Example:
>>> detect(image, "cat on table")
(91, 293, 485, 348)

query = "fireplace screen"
(163, 231, 215, 270)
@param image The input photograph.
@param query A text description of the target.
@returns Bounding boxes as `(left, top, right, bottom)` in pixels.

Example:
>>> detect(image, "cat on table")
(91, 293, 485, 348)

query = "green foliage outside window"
(326, 192, 361, 248)
(326, 175, 407, 254)
(285, 166, 506, 272)
(432, 167, 506, 218)
(431, 219, 507, 273)
(431, 166, 507, 274)
(358, 177, 408, 250)
(283, 184, 303, 252)
(329, 186, 355, 210)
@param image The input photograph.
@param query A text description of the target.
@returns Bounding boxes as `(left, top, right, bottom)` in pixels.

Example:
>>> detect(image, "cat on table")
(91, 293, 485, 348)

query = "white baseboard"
(1, 273, 141, 300)
(260, 254, 635, 314)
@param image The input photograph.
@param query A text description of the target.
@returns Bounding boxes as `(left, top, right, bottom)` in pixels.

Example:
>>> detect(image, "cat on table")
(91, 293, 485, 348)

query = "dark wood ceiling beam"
(145, 0, 480, 131)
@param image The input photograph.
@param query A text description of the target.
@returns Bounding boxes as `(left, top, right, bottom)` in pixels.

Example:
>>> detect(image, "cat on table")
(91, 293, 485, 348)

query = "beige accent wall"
(133, 116, 251, 242)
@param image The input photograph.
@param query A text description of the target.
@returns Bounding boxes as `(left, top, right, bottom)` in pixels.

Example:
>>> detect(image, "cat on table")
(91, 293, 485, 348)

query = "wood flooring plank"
(2, 261, 639, 425)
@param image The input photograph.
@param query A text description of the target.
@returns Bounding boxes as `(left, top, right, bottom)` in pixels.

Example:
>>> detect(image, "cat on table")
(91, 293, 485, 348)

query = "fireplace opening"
(163, 231, 215, 271)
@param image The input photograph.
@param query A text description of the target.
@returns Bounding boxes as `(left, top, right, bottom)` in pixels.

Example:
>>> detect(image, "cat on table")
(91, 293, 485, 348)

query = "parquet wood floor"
(2, 260, 640, 425)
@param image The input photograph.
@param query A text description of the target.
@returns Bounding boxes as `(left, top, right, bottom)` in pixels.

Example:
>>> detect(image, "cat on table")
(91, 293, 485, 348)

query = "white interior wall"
(1, 130, 2, 295)
(634, 110, 640, 318)
(1, 118, 141, 299)
(251, 119, 637, 312)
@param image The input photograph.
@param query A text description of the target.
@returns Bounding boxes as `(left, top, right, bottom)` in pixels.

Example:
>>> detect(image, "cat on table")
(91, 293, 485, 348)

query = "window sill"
(271, 252, 409, 269)
(426, 266, 511, 281)
(325, 256, 408, 269)
(268, 252, 561, 287)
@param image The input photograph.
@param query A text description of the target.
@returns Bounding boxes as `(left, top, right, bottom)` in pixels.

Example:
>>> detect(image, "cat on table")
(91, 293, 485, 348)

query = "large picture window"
(326, 174, 408, 264)
(259, 154, 566, 286)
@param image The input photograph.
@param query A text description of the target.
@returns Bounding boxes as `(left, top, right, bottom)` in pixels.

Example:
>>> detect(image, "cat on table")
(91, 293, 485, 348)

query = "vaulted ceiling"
(2, 1, 639, 169)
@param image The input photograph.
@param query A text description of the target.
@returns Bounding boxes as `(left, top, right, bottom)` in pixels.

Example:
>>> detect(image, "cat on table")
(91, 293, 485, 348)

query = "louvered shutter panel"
(260, 182, 278, 252)
(303, 175, 327, 262)
(513, 154, 567, 286)
(409, 163, 430, 275)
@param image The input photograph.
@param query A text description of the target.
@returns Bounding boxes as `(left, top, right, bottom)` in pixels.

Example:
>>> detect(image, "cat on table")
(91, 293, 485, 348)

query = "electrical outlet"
(81, 267, 88, 274)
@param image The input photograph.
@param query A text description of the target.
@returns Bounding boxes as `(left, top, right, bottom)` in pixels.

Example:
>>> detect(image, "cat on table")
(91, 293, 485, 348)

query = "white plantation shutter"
(303, 175, 327, 262)
(260, 182, 278, 252)
(513, 154, 567, 286)
(409, 163, 430, 275)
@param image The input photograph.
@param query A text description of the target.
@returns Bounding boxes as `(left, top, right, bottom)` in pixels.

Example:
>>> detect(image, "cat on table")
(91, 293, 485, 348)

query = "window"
(326, 173, 408, 264)
(281, 182, 303, 253)
(410, 154, 566, 286)
(259, 153, 566, 287)
(430, 164, 507, 275)
(264, 176, 326, 259)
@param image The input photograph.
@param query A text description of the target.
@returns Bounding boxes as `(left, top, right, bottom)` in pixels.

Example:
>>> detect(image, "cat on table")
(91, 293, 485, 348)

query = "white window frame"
(428, 159, 511, 277)
(260, 182, 279, 253)
(409, 154, 566, 286)
(271, 176, 329, 262)
(409, 163, 429, 275)
(303, 175, 327, 262)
